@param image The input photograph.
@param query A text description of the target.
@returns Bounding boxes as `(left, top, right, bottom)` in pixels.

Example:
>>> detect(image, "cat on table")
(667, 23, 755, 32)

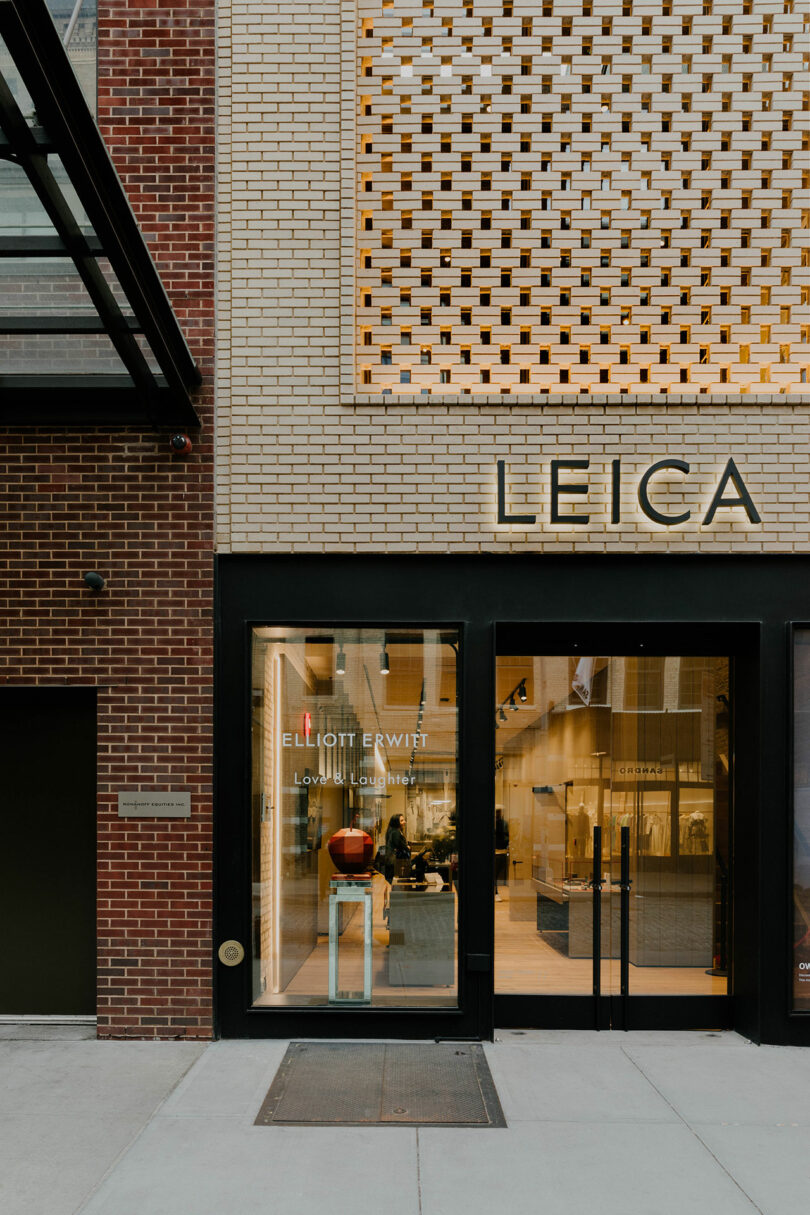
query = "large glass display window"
(793, 630, 810, 1013)
(494, 653, 731, 1001)
(250, 627, 459, 1008)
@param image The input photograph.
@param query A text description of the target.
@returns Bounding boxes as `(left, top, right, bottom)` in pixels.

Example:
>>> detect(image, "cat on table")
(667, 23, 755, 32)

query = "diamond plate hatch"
(254, 1042, 506, 1128)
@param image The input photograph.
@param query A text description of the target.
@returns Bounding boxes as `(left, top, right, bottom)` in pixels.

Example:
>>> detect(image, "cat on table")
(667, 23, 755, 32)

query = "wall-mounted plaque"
(117, 791, 191, 819)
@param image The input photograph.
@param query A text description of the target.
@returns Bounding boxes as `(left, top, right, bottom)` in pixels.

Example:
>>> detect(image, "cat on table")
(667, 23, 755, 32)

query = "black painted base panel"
(222, 1006, 484, 1041)
(495, 995, 734, 1032)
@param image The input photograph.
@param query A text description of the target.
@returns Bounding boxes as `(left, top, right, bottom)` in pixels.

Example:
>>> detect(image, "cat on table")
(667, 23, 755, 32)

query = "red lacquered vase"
(327, 827, 374, 875)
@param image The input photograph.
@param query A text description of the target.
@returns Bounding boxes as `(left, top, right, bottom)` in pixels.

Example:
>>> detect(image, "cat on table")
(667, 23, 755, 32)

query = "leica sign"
(496, 458, 761, 528)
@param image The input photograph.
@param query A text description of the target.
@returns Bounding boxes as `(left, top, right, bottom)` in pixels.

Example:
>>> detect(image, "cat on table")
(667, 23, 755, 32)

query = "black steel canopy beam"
(0, 126, 53, 157)
(0, 234, 104, 256)
(0, 315, 142, 334)
(0, 376, 198, 427)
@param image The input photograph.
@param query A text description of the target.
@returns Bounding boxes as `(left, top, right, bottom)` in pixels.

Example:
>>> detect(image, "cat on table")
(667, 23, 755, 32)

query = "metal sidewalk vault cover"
(0, 0, 201, 427)
(255, 1042, 507, 1128)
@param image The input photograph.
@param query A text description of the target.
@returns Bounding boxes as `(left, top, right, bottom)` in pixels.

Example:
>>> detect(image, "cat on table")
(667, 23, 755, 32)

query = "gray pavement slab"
(0, 1040, 204, 1215)
(78, 1121, 419, 1215)
(621, 1042, 810, 1126)
(696, 1125, 810, 1215)
(0, 1021, 95, 1041)
(484, 1038, 680, 1123)
(417, 1122, 760, 1215)
(160, 1040, 288, 1119)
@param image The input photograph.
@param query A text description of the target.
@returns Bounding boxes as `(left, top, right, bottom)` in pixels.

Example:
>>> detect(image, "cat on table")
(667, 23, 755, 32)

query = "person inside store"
(384, 812, 413, 882)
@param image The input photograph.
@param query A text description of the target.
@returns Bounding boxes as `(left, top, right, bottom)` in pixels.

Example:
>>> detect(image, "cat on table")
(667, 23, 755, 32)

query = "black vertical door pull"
(592, 825, 602, 1028)
(620, 824, 630, 1030)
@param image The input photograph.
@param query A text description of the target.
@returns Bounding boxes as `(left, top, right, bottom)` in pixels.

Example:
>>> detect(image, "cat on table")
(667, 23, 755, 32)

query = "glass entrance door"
(493, 651, 731, 1028)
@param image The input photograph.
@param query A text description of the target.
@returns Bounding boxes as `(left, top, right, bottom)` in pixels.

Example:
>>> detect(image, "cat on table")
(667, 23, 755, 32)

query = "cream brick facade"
(216, 1, 810, 553)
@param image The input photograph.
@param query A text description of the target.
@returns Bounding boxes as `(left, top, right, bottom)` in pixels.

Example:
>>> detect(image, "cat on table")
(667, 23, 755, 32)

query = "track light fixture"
(335, 647, 346, 676)
(494, 677, 529, 728)
(380, 646, 390, 675)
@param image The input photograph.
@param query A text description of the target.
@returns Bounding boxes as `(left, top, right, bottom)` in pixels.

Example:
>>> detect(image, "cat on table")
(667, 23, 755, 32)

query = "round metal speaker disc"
(218, 939, 245, 966)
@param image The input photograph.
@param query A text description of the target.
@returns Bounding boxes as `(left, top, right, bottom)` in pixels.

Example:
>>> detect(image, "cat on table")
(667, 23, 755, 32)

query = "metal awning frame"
(0, 0, 201, 427)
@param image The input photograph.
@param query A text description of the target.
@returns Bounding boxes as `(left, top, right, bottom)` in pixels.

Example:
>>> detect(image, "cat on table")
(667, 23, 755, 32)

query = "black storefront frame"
(216, 554, 810, 1046)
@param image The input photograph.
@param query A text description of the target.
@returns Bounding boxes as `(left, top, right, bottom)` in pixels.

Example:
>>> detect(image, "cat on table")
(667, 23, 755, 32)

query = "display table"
(533, 877, 621, 958)
(328, 874, 373, 1004)
(387, 884, 455, 986)
(532, 874, 713, 965)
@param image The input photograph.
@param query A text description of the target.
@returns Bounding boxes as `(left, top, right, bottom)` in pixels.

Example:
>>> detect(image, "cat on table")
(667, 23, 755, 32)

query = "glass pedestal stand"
(328, 874, 373, 1004)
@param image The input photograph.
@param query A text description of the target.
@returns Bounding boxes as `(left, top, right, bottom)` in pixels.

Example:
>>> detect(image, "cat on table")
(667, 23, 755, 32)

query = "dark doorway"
(0, 689, 96, 1015)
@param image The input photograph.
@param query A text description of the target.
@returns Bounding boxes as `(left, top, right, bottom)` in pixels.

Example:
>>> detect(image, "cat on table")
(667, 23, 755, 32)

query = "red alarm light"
(303, 712, 311, 739)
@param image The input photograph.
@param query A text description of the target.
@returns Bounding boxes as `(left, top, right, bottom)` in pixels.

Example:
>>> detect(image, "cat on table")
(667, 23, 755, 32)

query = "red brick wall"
(97, 1, 215, 377)
(0, 2, 216, 1037)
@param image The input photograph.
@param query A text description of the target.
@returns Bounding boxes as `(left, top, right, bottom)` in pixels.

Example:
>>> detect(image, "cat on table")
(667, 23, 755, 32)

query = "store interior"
(494, 652, 730, 998)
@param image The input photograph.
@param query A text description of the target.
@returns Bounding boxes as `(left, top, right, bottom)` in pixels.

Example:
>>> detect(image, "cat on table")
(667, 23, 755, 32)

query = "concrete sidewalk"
(1, 1027, 808, 1215)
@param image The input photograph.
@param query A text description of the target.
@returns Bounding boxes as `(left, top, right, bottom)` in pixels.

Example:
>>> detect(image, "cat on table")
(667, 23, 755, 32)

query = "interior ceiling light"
(498, 706, 507, 723)
(380, 647, 390, 675)
(335, 647, 346, 675)
(509, 695, 518, 711)
(518, 681, 528, 702)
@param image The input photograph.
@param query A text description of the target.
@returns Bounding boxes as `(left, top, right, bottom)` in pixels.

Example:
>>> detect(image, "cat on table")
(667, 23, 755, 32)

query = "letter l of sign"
(497, 459, 537, 524)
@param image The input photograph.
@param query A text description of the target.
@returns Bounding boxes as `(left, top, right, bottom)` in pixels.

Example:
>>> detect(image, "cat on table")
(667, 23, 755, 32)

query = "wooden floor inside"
(254, 876, 727, 1007)
(494, 885, 728, 997)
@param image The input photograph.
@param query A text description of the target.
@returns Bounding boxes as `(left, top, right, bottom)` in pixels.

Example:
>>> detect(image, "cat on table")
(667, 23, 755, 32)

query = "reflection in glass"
(2, 9, 97, 119)
(46, 3, 98, 113)
(0, 157, 94, 238)
(251, 627, 459, 1008)
(0, 258, 97, 315)
(134, 333, 163, 375)
(494, 654, 730, 998)
(0, 331, 126, 373)
(0, 33, 36, 123)
(0, 257, 135, 320)
(0, 162, 55, 237)
(793, 632, 810, 1011)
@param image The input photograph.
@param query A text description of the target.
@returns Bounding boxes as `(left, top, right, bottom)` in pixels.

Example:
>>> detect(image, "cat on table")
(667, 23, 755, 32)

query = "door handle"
(620, 825, 630, 1025)
(592, 824, 603, 1029)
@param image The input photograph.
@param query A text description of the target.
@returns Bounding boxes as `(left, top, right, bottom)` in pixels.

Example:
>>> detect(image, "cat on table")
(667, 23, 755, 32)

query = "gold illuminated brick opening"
(355, 0, 810, 396)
